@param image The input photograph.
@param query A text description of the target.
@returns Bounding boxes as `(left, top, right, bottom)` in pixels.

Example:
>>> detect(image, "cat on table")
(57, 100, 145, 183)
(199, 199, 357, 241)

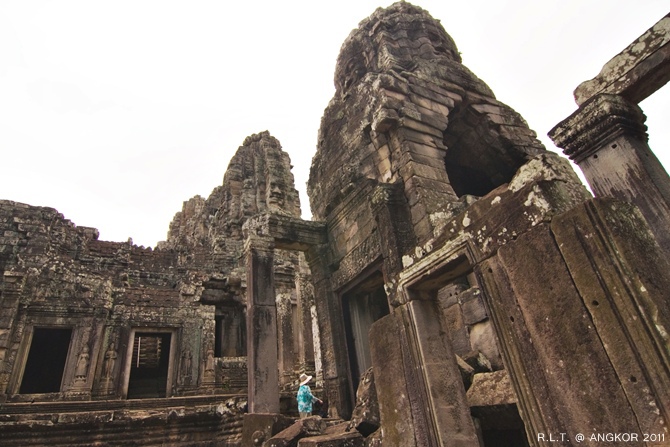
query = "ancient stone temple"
(0, 131, 318, 445)
(1, 3, 669, 447)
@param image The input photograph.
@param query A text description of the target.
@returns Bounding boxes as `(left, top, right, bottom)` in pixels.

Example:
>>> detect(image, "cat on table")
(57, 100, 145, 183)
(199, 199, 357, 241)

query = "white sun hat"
(299, 373, 312, 386)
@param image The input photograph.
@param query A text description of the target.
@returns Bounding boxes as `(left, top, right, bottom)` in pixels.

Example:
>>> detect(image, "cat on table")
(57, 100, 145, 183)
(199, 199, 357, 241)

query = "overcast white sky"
(1, 1, 668, 247)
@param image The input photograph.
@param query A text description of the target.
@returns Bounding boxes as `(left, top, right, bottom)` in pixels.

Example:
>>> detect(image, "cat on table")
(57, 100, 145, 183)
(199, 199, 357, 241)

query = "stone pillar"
(245, 235, 279, 414)
(0, 271, 24, 397)
(66, 324, 98, 398)
(369, 182, 416, 307)
(549, 93, 670, 254)
(478, 215, 667, 446)
(202, 343, 216, 388)
(370, 300, 479, 447)
(296, 265, 316, 379)
(276, 291, 296, 390)
(552, 198, 670, 436)
(305, 243, 352, 419)
(96, 329, 120, 398)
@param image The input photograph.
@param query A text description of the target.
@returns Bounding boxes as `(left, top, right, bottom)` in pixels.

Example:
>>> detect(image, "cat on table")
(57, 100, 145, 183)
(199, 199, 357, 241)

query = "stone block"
(466, 370, 516, 408)
(397, 127, 438, 145)
(296, 431, 364, 447)
(409, 93, 451, 116)
(574, 15, 670, 105)
(400, 116, 442, 138)
(442, 303, 464, 333)
(265, 416, 327, 447)
(242, 413, 295, 447)
(369, 314, 417, 447)
(437, 282, 469, 308)
(470, 103, 506, 116)
(405, 300, 479, 446)
(376, 158, 392, 181)
(455, 354, 475, 389)
(466, 371, 524, 433)
(462, 350, 493, 374)
(404, 141, 446, 160)
(468, 318, 500, 371)
(402, 159, 449, 183)
(408, 201, 428, 227)
(408, 151, 450, 173)
(347, 367, 380, 437)
(497, 223, 642, 437)
(551, 198, 670, 435)
(56, 411, 114, 424)
(461, 292, 487, 325)
(450, 326, 472, 357)
(372, 107, 399, 133)
(408, 79, 462, 107)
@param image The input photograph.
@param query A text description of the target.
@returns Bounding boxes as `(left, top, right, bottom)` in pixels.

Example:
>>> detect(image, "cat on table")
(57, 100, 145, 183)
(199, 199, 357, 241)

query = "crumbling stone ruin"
(0, 131, 316, 445)
(1, 3, 669, 447)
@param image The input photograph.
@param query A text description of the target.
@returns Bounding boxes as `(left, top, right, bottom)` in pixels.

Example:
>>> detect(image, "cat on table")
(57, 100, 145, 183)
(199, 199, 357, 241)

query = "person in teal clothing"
(297, 373, 322, 418)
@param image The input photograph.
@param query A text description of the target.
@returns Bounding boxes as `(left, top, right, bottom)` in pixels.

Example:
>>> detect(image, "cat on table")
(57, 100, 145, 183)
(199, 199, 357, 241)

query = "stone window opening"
(126, 332, 172, 399)
(19, 327, 73, 394)
(443, 105, 526, 198)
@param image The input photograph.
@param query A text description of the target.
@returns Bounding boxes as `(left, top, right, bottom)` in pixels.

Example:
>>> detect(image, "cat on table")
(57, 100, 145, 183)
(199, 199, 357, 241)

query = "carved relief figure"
(74, 345, 90, 383)
(102, 342, 117, 379)
(205, 345, 215, 372)
(181, 349, 193, 385)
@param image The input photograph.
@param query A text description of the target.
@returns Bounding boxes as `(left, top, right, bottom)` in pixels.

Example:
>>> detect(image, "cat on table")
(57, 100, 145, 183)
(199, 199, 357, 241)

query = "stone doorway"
(342, 271, 389, 398)
(126, 332, 172, 399)
(406, 253, 530, 446)
(19, 327, 72, 394)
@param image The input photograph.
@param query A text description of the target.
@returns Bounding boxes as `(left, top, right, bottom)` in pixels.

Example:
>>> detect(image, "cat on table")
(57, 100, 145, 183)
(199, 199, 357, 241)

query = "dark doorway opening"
(127, 332, 171, 399)
(342, 271, 389, 396)
(20, 327, 72, 394)
(474, 404, 530, 447)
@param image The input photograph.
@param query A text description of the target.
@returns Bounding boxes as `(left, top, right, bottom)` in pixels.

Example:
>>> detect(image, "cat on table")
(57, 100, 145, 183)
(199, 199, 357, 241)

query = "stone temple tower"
(1, 3, 669, 447)
(305, 3, 670, 446)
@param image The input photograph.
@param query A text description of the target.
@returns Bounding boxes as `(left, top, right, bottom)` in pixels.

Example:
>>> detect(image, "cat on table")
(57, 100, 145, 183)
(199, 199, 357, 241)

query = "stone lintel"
(243, 213, 327, 251)
(549, 94, 647, 164)
(574, 14, 670, 105)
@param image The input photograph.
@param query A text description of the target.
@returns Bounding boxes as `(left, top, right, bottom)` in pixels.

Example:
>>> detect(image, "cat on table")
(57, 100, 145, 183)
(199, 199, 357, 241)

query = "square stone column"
(296, 266, 317, 377)
(369, 183, 416, 307)
(549, 93, 670, 254)
(245, 234, 280, 414)
(305, 243, 352, 420)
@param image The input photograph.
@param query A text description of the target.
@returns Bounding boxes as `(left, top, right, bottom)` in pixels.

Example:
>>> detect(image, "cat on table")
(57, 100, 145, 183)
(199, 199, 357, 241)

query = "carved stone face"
(265, 160, 286, 212)
(334, 2, 461, 94)
(266, 182, 284, 211)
